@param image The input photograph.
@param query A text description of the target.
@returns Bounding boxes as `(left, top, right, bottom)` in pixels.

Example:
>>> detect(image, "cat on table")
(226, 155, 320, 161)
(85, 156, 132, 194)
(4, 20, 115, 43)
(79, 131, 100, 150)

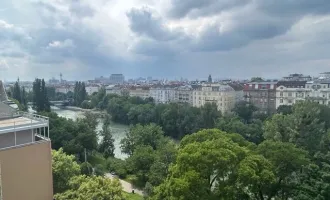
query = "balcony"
(0, 112, 49, 151)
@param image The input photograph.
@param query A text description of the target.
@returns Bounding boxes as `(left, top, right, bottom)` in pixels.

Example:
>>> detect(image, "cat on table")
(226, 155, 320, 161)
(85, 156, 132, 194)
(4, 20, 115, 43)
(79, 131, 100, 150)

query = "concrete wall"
(0, 130, 34, 149)
(0, 141, 53, 200)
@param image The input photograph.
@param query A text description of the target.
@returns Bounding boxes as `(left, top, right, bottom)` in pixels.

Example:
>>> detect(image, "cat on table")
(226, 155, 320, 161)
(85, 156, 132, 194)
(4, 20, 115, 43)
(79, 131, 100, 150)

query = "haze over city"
(1, 0, 330, 81)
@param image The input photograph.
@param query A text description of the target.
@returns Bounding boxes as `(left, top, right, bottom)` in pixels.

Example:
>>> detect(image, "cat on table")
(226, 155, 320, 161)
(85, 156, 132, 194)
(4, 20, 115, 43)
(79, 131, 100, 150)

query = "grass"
(124, 192, 143, 200)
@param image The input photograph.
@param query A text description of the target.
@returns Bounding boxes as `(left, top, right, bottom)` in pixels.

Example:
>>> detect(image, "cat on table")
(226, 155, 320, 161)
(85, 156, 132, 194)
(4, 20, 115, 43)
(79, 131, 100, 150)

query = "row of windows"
(279, 99, 330, 105)
(280, 92, 330, 98)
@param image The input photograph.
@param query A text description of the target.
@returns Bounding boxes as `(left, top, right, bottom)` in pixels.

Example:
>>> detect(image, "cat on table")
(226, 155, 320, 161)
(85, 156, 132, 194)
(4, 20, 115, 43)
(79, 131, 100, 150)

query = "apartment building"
(276, 81, 307, 108)
(128, 86, 150, 99)
(192, 83, 236, 114)
(149, 87, 176, 104)
(0, 102, 53, 199)
(105, 85, 123, 95)
(243, 82, 277, 114)
(173, 85, 193, 105)
(276, 73, 330, 108)
(85, 85, 100, 95)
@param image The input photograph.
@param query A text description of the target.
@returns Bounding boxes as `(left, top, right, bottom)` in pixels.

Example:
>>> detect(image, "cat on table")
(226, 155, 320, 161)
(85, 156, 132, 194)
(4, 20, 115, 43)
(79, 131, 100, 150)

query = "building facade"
(173, 85, 193, 105)
(128, 86, 150, 99)
(243, 82, 277, 114)
(109, 74, 125, 85)
(0, 102, 53, 200)
(149, 87, 176, 104)
(276, 81, 307, 108)
(85, 85, 100, 95)
(192, 83, 236, 114)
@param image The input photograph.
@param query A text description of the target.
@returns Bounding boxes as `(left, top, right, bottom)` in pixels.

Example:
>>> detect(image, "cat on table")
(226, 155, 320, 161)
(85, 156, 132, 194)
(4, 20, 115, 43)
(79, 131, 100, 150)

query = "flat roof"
(0, 116, 48, 135)
(0, 117, 39, 128)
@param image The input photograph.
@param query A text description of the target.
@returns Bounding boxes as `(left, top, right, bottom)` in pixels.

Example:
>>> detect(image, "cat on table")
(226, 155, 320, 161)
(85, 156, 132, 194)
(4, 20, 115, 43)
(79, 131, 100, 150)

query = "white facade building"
(173, 85, 193, 105)
(276, 79, 330, 108)
(128, 87, 150, 99)
(149, 87, 176, 104)
(192, 83, 236, 114)
(105, 85, 123, 95)
(85, 85, 100, 95)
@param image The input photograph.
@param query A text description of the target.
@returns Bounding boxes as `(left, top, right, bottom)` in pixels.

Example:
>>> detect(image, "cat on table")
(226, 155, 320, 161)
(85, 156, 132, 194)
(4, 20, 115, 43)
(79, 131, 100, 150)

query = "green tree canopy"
(54, 175, 124, 200)
(52, 148, 81, 194)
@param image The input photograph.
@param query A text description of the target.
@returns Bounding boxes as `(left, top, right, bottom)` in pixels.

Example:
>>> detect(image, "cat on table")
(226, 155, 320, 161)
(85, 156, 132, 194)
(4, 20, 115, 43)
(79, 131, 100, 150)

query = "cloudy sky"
(1, 0, 330, 81)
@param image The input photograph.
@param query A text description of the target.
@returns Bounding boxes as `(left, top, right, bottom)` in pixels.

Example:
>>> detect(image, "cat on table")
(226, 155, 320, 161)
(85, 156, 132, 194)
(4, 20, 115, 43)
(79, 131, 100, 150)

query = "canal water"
(51, 106, 129, 160)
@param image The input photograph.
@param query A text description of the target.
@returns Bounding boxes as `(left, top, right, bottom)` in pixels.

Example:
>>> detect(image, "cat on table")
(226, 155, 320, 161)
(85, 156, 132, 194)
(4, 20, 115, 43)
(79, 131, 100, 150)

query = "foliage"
(10, 78, 27, 111)
(277, 105, 293, 115)
(81, 162, 93, 176)
(43, 112, 98, 161)
(74, 81, 87, 107)
(121, 124, 165, 156)
(52, 148, 81, 194)
(232, 100, 258, 123)
(250, 77, 264, 82)
(54, 175, 124, 200)
(33, 78, 50, 112)
(107, 157, 128, 179)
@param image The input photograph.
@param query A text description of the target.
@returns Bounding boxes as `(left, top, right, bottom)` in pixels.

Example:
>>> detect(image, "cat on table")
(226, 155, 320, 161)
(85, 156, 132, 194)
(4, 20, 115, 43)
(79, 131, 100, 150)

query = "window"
(280, 92, 283, 97)
(288, 99, 292, 104)
(288, 92, 292, 97)
(280, 99, 283, 103)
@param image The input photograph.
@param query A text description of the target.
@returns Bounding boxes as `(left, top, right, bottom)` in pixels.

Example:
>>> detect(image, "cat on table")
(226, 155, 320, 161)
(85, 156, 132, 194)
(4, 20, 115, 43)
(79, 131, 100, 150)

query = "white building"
(85, 85, 100, 95)
(149, 87, 176, 104)
(276, 81, 307, 108)
(105, 85, 123, 95)
(55, 86, 74, 94)
(128, 87, 150, 99)
(192, 83, 236, 114)
(276, 78, 330, 108)
(173, 85, 193, 105)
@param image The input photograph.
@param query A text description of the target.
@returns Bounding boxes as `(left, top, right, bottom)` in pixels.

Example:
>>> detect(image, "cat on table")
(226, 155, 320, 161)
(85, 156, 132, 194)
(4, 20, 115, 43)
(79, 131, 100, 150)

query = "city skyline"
(1, 1, 330, 80)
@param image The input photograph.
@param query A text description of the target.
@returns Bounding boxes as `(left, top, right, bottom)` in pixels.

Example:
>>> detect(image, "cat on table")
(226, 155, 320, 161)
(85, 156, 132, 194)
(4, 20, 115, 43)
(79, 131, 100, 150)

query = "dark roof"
(228, 83, 244, 91)
(277, 81, 307, 87)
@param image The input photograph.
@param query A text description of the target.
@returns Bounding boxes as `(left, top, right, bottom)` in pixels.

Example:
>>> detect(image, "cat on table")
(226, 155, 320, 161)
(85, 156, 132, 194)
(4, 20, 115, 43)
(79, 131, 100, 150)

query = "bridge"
(27, 100, 70, 107)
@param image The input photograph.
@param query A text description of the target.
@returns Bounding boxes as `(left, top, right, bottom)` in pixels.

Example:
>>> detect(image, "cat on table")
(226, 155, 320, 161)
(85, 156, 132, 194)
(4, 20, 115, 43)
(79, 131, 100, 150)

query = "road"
(105, 173, 144, 196)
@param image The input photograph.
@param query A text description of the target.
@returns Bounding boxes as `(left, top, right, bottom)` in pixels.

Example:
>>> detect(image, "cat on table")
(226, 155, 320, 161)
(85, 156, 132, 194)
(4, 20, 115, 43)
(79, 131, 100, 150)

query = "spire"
(208, 75, 212, 83)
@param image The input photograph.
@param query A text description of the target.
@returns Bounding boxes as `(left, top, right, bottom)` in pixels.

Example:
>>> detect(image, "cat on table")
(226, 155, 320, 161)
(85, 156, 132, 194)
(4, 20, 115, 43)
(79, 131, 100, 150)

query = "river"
(51, 106, 129, 160)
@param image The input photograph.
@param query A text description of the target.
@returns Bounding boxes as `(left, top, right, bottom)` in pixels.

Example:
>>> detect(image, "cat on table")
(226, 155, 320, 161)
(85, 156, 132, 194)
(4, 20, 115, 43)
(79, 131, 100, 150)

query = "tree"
(74, 81, 87, 107)
(80, 162, 93, 176)
(52, 148, 81, 194)
(251, 77, 264, 82)
(154, 129, 249, 200)
(99, 123, 115, 158)
(12, 78, 21, 103)
(33, 78, 50, 112)
(199, 102, 221, 128)
(54, 175, 124, 200)
(232, 101, 257, 123)
(127, 145, 157, 185)
(121, 123, 165, 156)
(256, 141, 310, 199)
(277, 105, 293, 115)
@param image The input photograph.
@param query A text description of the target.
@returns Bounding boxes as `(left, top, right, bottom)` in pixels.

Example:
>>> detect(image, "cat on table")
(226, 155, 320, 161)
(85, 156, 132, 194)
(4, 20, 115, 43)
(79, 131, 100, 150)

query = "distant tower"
(60, 73, 63, 83)
(208, 74, 212, 83)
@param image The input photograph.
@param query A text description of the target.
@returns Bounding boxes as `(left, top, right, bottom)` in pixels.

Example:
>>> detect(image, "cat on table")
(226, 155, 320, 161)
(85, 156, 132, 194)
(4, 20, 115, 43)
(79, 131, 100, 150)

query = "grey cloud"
(257, 0, 330, 16)
(0, 51, 25, 58)
(167, 0, 250, 19)
(69, 1, 95, 17)
(129, 39, 177, 57)
(127, 7, 183, 41)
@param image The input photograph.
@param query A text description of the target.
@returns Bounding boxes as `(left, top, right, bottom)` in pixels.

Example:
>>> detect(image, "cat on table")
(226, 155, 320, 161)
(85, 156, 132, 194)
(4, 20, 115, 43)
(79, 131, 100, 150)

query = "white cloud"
(48, 39, 75, 49)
